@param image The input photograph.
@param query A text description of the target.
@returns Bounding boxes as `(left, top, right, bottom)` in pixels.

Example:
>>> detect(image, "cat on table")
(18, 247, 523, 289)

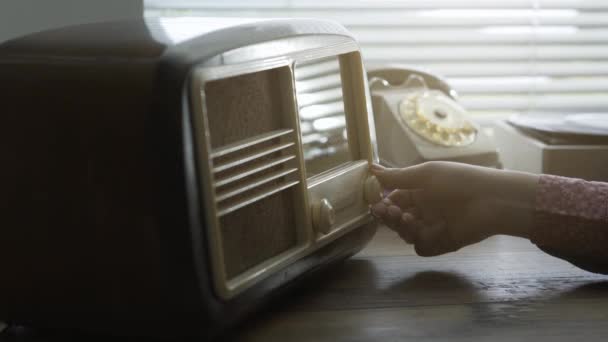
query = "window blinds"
(145, 0, 608, 117)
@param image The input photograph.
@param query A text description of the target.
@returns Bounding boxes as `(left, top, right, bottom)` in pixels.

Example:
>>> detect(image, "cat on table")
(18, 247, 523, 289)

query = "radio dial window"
(295, 55, 356, 177)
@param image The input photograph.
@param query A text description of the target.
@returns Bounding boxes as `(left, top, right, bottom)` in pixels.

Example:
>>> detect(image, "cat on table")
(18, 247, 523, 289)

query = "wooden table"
(232, 226, 608, 341)
(2, 226, 607, 341)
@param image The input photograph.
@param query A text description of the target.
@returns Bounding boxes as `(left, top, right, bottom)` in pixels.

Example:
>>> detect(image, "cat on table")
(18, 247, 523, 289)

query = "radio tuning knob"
(312, 198, 336, 235)
(364, 175, 383, 205)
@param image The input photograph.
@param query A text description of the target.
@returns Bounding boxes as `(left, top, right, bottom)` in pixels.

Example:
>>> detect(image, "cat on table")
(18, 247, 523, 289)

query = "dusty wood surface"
(231, 226, 608, 341)
(2, 226, 607, 341)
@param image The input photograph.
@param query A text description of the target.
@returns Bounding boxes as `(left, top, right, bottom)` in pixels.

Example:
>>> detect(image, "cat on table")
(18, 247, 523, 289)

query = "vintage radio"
(0, 18, 382, 338)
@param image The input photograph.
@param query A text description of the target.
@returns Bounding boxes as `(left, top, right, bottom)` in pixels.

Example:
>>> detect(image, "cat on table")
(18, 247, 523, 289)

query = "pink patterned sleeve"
(532, 174, 608, 274)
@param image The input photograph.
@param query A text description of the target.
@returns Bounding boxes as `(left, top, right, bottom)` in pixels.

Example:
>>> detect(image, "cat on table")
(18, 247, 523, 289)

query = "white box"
(494, 120, 608, 182)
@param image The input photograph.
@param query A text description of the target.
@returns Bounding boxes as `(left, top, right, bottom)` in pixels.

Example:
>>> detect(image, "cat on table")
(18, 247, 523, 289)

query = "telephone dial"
(368, 65, 501, 168)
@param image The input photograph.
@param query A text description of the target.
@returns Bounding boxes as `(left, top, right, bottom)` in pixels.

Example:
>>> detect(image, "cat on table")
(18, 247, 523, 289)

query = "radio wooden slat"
(212, 142, 295, 173)
(210, 128, 294, 159)
(217, 180, 300, 217)
(214, 154, 296, 187)
(215, 168, 298, 202)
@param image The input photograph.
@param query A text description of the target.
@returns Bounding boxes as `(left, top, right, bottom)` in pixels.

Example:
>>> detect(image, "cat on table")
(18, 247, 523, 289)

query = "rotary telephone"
(368, 65, 500, 168)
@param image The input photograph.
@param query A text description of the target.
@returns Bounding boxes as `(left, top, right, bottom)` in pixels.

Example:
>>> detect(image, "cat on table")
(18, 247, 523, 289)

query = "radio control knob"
(312, 198, 335, 235)
(364, 175, 383, 204)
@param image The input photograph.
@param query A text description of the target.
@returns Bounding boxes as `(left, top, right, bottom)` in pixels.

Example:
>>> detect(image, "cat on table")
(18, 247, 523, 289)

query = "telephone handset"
(368, 65, 500, 168)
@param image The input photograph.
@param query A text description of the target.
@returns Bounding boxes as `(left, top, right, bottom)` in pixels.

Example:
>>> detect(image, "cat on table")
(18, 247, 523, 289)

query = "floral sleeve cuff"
(531, 174, 608, 272)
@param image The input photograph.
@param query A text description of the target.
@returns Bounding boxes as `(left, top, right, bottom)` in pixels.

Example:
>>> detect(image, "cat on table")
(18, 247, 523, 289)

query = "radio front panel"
(191, 43, 381, 299)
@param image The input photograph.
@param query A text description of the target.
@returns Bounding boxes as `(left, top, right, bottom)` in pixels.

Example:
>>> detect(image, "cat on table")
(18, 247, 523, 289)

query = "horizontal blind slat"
(451, 77, 608, 93)
(362, 45, 608, 61)
(365, 61, 608, 77)
(461, 93, 608, 111)
(146, 0, 608, 10)
(351, 28, 608, 44)
(291, 0, 608, 9)
(145, 9, 608, 27)
(145, 0, 608, 115)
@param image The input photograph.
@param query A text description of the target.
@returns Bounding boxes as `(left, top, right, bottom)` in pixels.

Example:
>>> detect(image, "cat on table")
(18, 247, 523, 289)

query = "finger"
(386, 189, 417, 210)
(402, 205, 422, 219)
(384, 204, 404, 230)
(396, 212, 418, 243)
(409, 190, 437, 224)
(413, 221, 456, 257)
(386, 212, 420, 244)
(371, 200, 404, 232)
(370, 201, 388, 219)
(379, 203, 420, 240)
(370, 163, 427, 190)
(371, 198, 394, 219)
(402, 211, 416, 223)
(401, 210, 421, 237)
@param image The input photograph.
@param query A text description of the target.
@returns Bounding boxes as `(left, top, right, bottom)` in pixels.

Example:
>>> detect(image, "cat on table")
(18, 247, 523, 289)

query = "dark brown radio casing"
(0, 18, 379, 338)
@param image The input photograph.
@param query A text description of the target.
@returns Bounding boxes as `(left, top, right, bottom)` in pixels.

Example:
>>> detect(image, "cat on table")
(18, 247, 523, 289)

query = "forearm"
(482, 168, 540, 239)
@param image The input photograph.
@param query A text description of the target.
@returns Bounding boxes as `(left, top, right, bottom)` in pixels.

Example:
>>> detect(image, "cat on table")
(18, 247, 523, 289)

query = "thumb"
(370, 163, 426, 190)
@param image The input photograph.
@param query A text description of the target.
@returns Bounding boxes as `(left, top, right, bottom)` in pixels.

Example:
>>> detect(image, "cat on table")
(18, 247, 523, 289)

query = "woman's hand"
(370, 162, 539, 256)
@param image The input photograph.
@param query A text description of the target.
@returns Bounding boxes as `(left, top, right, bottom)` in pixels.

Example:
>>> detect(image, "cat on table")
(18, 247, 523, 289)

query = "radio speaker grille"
(205, 67, 286, 148)
(203, 67, 304, 280)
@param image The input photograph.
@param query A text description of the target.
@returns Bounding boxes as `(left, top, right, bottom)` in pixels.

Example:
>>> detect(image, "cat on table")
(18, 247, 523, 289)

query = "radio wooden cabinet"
(0, 18, 382, 338)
